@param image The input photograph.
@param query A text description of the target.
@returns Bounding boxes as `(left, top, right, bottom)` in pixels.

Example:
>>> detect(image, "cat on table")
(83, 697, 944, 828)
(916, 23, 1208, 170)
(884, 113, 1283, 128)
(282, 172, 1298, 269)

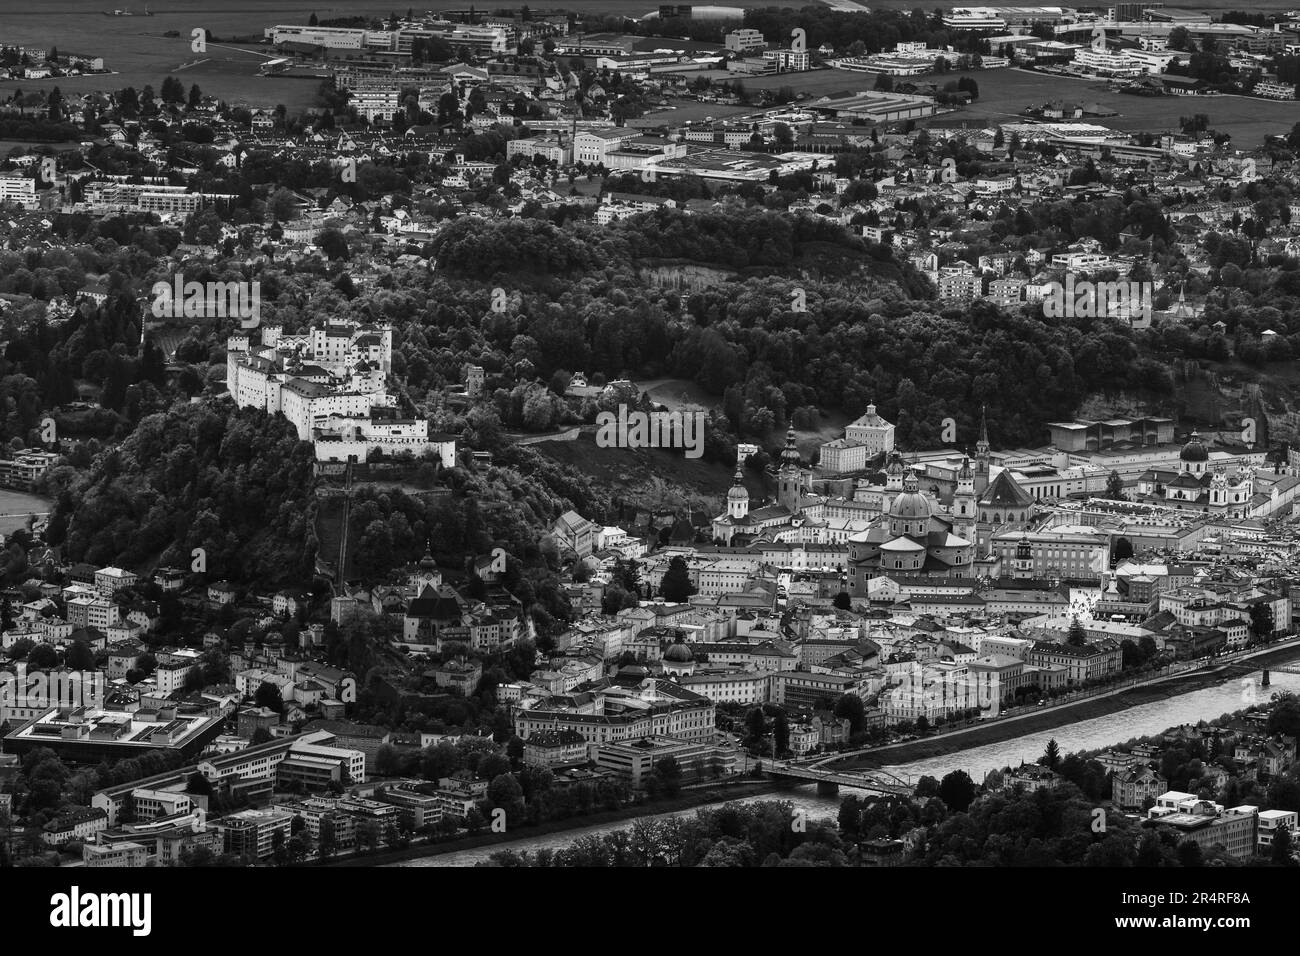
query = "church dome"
(419, 550, 437, 571)
(727, 464, 748, 499)
(663, 640, 694, 663)
(889, 491, 932, 520)
(1180, 432, 1208, 463)
(889, 474, 932, 521)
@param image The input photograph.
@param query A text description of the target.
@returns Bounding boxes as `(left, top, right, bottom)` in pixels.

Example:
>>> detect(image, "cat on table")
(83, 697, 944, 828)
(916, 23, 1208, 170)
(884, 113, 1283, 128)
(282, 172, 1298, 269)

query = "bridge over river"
(764, 757, 913, 797)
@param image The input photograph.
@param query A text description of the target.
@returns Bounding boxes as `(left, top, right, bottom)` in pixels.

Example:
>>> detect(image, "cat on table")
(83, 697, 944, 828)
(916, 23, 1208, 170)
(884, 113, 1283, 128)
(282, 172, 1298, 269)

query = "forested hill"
(430, 208, 927, 290)
(42, 403, 319, 585)
(417, 209, 1170, 449)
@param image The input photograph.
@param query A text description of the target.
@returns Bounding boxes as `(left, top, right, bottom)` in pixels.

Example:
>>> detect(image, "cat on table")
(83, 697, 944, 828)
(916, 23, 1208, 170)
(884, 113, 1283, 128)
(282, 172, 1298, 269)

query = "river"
(878, 668, 1300, 783)
(393, 666, 1299, 867)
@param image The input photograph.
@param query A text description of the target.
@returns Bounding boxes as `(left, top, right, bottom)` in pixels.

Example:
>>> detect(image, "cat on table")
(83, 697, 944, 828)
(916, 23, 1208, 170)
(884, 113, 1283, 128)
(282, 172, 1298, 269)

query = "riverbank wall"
(323, 779, 784, 867)
(830, 642, 1300, 770)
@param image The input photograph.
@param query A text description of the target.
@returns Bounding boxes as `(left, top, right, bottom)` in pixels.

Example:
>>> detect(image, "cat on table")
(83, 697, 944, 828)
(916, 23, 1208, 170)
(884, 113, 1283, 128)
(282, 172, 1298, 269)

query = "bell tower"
(974, 406, 991, 496)
(953, 455, 976, 542)
(727, 462, 749, 519)
(778, 428, 802, 512)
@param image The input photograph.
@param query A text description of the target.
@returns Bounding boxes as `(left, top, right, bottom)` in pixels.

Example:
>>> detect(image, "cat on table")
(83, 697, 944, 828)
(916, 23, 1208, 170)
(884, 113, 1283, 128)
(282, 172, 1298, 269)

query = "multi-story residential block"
(66, 595, 121, 630)
(94, 566, 138, 594)
(220, 807, 296, 860)
(1113, 765, 1167, 810)
(725, 28, 767, 53)
(0, 171, 38, 205)
(763, 48, 810, 71)
(937, 270, 981, 303)
(1257, 809, 1296, 853)
(1254, 79, 1296, 100)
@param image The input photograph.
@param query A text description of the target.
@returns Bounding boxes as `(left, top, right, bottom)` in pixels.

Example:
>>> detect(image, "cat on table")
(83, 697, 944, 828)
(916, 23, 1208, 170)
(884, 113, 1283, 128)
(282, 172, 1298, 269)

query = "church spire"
(777, 428, 802, 512)
(779, 427, 800, 469)
(974, 407, 991, 497)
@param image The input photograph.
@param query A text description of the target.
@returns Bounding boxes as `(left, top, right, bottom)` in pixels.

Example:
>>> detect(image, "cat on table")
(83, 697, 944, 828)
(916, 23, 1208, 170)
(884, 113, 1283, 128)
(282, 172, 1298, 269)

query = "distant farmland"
(960, 68, 1299, 146)
(709, 65, 1297, 146)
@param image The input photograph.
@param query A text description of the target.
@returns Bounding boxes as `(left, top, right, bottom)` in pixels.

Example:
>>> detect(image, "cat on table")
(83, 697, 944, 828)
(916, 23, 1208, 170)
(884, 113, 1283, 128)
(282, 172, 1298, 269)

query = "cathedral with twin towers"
(711, 404, 1037, 587)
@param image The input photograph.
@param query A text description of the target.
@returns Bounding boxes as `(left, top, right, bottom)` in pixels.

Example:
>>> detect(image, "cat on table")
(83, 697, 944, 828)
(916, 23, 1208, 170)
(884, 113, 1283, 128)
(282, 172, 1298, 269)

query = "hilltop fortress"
(226, 320, 454, 466)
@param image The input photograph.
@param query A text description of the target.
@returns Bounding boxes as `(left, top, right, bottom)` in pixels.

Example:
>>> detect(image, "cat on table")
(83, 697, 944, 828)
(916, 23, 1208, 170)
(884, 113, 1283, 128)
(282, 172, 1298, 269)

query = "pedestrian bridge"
(765, 760, 913, 797)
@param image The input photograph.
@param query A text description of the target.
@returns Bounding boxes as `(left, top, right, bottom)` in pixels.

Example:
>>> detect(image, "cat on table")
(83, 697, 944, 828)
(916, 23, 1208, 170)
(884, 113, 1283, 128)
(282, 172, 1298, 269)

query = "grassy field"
(962, 68, 1300, 145)
(645, 100, 755, 123)
(693, 64, 1297, 146)
(0, 490, 51, 536)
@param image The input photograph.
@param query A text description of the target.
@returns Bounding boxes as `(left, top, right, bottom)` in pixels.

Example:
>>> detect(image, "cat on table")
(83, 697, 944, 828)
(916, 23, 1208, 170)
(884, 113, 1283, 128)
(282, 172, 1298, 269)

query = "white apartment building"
(1073, 47, 1144, 76)
(95, 566, 138, 594)
(1256, 79, 1297, 99)
(1051, 251, 1114, 270)
(1125, 48, 1177, 73)
(725, 28, 767, 53)
(1258, 809, 1297, 851)
(83, 181, 210, 216)
(66, 595, 121, 630)
(938, 271, 981, 303)
(988, 277, 1027, 306)
(764, 49, 810, 71)
(351, 88, 402, 123)
(153, 659, 197, 695)
(573, 128, 642, 166)
(0, 172, 37, 205)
